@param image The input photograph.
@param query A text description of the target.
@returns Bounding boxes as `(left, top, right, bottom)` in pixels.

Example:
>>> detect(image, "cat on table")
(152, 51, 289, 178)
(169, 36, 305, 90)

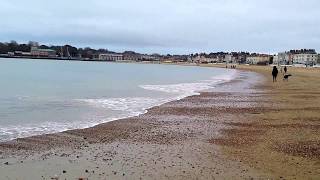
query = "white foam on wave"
(78, 97, 169, 116)
(0, 121, 88, 142)
(0, 97, 173, 142)
(140, 69, 237, 98)
(0, 114, 127, 142)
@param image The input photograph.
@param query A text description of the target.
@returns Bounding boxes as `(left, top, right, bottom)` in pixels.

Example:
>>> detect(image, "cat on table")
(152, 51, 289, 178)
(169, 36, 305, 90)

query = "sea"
(0, 58, 237, 142)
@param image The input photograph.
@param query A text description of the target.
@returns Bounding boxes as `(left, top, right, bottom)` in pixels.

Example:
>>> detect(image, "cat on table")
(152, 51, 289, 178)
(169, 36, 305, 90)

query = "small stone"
(51, 175, 59, 180)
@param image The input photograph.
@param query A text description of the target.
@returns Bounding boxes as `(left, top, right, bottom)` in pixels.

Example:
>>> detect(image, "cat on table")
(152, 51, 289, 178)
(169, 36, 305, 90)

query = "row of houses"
(4, 46, 320, 66)
(192, 53, 271, 65)
(246, 54, 271, 65)
(193, 49, 320, 66)
(5, 47, 161, 61)
(6, 47, 57, 58)
(96, 52, 161, 61)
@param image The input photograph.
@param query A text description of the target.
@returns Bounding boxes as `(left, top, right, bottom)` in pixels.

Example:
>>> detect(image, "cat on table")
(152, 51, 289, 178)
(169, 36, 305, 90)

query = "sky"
(1, 0, 319, 54)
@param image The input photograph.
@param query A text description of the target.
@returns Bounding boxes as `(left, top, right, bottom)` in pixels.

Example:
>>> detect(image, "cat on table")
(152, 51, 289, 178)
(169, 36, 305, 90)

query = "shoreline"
(0, 61, 238, 143)
(0, 64, 319, 179)
(0, 67, 242, 146)
(0, 70, 272, 179)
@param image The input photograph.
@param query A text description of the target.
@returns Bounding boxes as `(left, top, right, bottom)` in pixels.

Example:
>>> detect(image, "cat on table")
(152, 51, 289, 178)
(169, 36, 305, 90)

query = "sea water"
(0, 58, 237, 142)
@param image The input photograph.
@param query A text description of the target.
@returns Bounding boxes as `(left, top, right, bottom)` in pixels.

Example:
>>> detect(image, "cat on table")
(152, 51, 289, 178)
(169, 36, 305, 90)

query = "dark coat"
(272, 67, 278, 77)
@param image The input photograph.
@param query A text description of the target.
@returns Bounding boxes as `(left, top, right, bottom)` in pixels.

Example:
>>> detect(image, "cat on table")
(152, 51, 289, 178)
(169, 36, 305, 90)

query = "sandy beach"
(0, 65, 319, 179)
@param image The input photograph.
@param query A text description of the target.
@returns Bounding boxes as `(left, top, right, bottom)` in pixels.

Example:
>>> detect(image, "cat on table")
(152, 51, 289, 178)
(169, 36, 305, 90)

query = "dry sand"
(203, 64, 320, 179)
(0, 65, 319, 179)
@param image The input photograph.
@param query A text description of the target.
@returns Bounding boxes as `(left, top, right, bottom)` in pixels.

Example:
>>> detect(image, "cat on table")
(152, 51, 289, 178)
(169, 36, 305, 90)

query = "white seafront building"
(30, 47, 56, 57)
(224, 54, 232, 63)
(98, 53, 123, 61)
(277, 52, 293, 65)
(193, 55, 212, 63)
(272, 55, 279, 65)
(275, 49, 318, 66)
(194, 53, 238, 64)
(292, 53, 318, 65)
(246, 54, 271, 65)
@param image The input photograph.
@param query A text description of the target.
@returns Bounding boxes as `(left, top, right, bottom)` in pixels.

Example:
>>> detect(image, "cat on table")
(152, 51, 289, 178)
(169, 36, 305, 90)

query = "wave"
(0, 121, 89, 142)
(78, 97, 169, 116)
(0, 113, 130, 142)
(140, 70, 237, 98)
(79, 70, 237, 114)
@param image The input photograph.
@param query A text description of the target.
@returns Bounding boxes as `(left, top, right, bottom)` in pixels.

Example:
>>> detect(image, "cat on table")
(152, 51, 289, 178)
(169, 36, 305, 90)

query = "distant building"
(234, 53, 248, 64)
(14, 51, 31, 56)
(224, 54, 232, 63)
(225, 53, 242, 64)
(98, 53, 123, 61)
(277, 49, 317, 65)
(277, 52, 291, 65)
(287, 49, 317, 65)
(202, 52, 247, 64)
(293, 53, 318, 65)
(318, 54, 320, 64)
(217, 55, 225, 63)
(141, 54, 159, 61)
(246, 54, 271, 65)
(163, 55, 189, 62)
(160, 54, 183, 62)
(31, 47, 56, 57)
(194, 55, 213, 63)
(272, 55, 279, 65)
(7, 52, 14, 56)
(207, 56, 218, 63)
(122, 51, 141, 61)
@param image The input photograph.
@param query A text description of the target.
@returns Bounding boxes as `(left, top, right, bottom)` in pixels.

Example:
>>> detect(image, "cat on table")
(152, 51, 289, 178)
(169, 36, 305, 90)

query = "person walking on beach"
(272, 66, 279, 82)
(284, 66, 288, 74)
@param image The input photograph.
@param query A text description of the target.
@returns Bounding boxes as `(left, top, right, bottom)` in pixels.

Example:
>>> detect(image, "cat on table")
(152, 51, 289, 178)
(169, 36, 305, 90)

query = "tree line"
(0, 40, 114, 59)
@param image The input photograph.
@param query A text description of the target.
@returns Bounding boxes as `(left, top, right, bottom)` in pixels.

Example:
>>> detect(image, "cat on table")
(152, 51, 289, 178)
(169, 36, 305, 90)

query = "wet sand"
(0, 66, 319, 179)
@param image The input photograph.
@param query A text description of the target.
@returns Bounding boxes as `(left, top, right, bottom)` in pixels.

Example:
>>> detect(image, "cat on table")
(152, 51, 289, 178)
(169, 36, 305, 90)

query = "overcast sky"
(1, 0, 319, 54)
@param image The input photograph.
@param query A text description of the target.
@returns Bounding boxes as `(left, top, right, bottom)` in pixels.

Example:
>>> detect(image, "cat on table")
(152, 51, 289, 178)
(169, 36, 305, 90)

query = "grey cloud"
(0, 0, 319, 54)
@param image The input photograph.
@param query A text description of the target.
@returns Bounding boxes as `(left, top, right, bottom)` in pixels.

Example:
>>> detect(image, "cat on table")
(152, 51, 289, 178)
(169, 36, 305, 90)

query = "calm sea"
(0, 58, 237, 142)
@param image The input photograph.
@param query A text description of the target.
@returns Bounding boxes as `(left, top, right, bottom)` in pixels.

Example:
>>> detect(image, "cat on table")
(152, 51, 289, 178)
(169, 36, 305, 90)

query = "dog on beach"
(283, 74, 292, 81)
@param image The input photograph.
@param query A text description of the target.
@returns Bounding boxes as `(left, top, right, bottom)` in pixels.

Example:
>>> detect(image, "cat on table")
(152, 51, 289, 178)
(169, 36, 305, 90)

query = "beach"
(0, 65, 319, 179)
(203, 64, 320, 179)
